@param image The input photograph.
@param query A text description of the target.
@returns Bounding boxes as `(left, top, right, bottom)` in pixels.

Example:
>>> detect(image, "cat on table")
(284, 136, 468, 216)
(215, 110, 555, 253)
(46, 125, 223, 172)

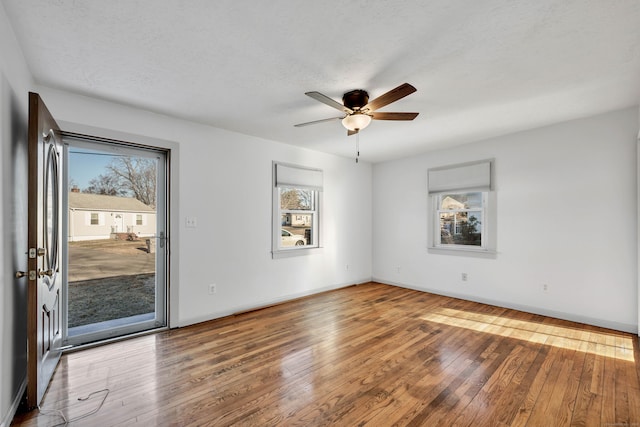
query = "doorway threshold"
(68, 312, 155, 337)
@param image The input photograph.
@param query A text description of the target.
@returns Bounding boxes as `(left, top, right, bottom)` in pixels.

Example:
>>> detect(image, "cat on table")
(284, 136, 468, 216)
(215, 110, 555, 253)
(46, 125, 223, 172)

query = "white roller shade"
(275, 163, 323, 191)
(428, 160, 492, 194)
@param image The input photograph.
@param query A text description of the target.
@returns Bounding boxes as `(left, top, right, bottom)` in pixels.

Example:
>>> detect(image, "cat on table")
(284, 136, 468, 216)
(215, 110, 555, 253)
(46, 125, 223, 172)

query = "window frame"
(427, 159, 496, 255)
(90, 212, 99, 225)
(272, 162, 323, 258)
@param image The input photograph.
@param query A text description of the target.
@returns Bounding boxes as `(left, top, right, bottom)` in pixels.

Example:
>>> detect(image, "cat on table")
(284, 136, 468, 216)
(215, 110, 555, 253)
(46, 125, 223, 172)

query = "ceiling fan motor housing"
(342, 90, 369, 110)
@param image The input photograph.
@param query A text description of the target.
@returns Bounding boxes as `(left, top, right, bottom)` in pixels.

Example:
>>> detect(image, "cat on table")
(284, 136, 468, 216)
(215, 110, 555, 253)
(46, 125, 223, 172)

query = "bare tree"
(281, 189, 301, 209)
(84, 173, 126, 197)
(296, 189, 313, 209)
(106, 157, 156, 208)
(82, 157, 156, 207)
(280, 188, 313, 210)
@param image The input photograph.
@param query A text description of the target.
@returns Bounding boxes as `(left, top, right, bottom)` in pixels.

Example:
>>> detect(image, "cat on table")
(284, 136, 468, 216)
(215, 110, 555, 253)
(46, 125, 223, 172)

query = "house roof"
(3, 1, 639, 163)
(68, 192, 155, 212)
(441, 196, 465, 210)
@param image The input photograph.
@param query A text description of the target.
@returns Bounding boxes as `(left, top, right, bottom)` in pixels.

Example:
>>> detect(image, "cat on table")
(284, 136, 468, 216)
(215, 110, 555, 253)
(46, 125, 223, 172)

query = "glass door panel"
(63, 136, 167, 345)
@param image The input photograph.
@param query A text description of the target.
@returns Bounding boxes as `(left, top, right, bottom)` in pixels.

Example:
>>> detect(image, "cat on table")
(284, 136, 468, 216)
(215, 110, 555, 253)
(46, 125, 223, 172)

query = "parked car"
(281, 229, 306, 247)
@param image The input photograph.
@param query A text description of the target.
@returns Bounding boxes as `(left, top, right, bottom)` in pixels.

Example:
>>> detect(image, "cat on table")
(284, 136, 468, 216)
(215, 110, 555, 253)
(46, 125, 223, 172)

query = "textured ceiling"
(3, 0, 640, 162)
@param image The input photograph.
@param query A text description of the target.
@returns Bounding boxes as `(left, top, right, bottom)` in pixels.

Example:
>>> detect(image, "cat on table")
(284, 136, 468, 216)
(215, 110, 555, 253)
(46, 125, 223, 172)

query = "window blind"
(275, 163, 323, 191)
(428, 160, 492, 194)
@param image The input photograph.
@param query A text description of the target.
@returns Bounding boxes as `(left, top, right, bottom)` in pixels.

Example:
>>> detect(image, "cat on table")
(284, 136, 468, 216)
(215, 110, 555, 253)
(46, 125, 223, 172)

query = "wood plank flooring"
(11, 282, 640, 426)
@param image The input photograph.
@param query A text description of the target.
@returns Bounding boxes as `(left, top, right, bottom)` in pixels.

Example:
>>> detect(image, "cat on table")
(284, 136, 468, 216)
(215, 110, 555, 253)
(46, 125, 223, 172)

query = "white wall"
(373, 107, 639, 333)
(0, 4, 372, 422)
(1, 2, 637, 424)
(0, 2, 34, 425)
(36, 86, 373, 327)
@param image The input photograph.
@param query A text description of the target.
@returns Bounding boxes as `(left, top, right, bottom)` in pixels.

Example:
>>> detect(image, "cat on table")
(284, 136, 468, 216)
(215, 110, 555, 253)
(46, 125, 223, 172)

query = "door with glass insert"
(63, 136, 168, 345)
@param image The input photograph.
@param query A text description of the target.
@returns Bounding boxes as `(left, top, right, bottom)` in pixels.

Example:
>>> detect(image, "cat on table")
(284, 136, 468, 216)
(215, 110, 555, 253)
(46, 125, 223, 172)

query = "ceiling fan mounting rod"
(342, 90, 369, 110)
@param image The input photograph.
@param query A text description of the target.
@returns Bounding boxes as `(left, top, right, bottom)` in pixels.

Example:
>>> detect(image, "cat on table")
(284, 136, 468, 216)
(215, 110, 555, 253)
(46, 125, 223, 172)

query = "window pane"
(276, 179, 319, 252)
(90, 213, 99, 225)
(280, 215, 313, 247)
(440, 192, 482, 210)
(280, 187, 315, 210)
(440, 210, 482, 246)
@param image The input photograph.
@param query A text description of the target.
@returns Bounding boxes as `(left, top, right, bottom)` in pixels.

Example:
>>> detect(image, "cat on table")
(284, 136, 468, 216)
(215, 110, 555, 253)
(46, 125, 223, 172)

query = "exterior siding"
(68, 209, 156, 241)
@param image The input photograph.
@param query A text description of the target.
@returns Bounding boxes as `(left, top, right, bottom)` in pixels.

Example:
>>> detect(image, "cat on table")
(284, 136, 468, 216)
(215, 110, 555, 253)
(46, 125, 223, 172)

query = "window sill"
(427, 246, 497, 259)
(272, 246, 323, 259)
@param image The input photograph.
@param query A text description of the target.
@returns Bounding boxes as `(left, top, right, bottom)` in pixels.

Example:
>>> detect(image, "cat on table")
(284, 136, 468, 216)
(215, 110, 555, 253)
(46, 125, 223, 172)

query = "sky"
(68, 148, 118, 190)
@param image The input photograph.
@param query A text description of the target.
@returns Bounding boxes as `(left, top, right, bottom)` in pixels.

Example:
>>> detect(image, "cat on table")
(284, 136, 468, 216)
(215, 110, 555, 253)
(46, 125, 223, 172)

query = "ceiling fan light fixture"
(342, 113, 372, 131)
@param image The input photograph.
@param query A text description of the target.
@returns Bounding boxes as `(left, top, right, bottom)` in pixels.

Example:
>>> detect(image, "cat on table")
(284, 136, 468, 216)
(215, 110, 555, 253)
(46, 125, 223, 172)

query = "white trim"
(272, 246, 324, 259)
(427, 246, 498, 259)
(176, 278, 371, 328)
(58, 121, 180, 329)
(375, 279, 638, 334)
(1, 379, 25, 427)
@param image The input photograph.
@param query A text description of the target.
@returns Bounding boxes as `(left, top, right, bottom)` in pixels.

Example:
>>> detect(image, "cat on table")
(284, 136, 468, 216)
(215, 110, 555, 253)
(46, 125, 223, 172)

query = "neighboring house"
(281, 213, 312, 227)
(68, 192, 156, 241)
(439, 196, 466, 236)
(438, 196, 481, 241)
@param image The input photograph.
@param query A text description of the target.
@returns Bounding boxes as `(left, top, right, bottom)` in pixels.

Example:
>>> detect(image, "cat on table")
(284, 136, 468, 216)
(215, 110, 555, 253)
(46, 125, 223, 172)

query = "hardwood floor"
(12, 282, 640, 426)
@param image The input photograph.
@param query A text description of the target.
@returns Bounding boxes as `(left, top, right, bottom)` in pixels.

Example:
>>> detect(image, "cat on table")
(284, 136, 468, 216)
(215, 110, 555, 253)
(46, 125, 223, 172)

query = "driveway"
(68, 239, 155, 282)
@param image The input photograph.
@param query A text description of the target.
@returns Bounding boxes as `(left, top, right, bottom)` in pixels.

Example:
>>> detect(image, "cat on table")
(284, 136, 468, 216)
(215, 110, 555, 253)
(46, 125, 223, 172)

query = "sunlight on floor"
(421, 307, 635, 362)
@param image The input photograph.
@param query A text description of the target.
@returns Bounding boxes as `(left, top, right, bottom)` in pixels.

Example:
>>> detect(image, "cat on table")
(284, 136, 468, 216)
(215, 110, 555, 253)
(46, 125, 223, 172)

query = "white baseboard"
(177, 277, 372, 328)
(1, 378, 25, 427)
(374, 278, 639, 335)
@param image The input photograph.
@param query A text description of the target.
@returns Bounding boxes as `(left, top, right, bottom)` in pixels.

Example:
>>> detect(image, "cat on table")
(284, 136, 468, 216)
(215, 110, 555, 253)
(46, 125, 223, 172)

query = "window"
(90, 212, 99, 225)
(279, 187, 316, 247)
(136, 214, 143, 225)
(428, 160, 494, 252)
(273, 162, 322, 256)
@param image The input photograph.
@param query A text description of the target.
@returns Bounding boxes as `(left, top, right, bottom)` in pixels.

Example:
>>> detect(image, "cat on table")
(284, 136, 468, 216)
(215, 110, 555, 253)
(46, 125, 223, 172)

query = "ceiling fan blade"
(364, 83, 416, 112)
(371, 112, 419, 121)
(347, 129, 359, 136)
(305, 91, 354, 114)
(294, 117, 343, 127)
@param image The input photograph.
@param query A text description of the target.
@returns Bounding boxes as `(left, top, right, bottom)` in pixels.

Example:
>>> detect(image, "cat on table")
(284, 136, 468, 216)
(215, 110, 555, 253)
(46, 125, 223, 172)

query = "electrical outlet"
(186, 217, 197, 228)
(461, 273, 468, 281)
(542, 283, 548, 293)
(208, 284, 217, 294)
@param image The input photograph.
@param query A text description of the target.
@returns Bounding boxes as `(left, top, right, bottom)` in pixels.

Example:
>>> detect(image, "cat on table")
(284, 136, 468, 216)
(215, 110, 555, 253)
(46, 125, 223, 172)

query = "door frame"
(56, 122, 180, 331)
(61, 134, 170, 346)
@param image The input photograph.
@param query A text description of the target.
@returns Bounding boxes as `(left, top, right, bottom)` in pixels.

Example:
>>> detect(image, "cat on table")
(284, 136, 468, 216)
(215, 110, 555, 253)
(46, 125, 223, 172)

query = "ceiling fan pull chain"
(355, 133, 360, 163)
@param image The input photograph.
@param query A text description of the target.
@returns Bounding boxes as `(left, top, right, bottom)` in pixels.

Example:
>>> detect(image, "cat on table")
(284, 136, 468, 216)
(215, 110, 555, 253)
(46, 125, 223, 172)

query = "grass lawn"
(68, 273, 155, 327)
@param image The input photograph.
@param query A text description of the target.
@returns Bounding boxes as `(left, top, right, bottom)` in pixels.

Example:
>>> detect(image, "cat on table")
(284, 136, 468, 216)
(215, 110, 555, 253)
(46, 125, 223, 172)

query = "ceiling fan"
(294, 83, 419, 136)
